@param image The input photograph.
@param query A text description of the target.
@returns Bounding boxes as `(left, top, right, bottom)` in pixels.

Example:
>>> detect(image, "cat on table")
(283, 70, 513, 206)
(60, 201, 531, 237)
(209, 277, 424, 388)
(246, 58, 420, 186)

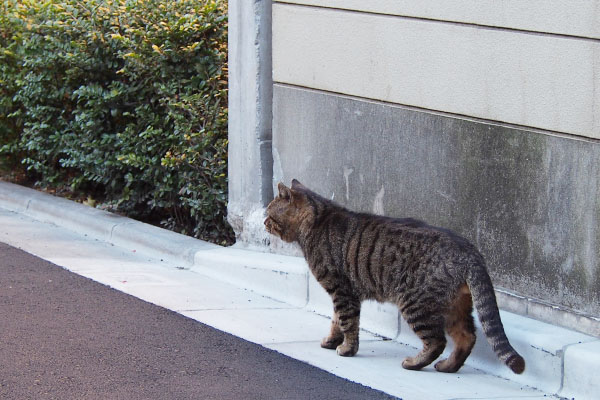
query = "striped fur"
(265, 180, 525, 374)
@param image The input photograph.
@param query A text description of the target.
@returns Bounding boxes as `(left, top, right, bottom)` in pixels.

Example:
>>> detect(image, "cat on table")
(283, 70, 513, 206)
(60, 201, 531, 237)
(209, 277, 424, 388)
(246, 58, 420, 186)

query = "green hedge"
(0, 0, 233, 244)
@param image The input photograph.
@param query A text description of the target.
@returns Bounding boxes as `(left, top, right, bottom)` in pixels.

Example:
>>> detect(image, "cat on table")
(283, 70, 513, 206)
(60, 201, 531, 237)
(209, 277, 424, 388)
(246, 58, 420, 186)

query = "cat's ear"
(277, 182, 292, 200)
(291, 179, 306, 190)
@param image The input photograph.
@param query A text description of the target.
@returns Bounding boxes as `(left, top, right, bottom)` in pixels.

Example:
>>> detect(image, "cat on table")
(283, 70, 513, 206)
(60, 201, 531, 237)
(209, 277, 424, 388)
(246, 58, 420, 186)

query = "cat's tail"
(466, 263, 525, 374)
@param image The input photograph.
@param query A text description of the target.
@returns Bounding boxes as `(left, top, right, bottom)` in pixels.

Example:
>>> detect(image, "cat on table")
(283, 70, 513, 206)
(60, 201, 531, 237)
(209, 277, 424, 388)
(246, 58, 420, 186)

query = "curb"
(0, 181, 598, 399)
(192, 246, 309, 308)
(0, 181, 217, 268)
(198, 244, 600, 397)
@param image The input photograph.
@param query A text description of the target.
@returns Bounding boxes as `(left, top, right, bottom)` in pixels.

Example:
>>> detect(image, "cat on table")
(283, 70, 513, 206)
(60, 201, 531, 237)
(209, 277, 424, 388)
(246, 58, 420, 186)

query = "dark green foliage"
(0, 0, 233, 244)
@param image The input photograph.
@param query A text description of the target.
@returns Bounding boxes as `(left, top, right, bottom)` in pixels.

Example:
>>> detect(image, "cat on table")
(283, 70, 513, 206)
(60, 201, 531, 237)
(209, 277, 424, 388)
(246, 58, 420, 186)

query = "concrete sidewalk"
(1, 180, 598, 399)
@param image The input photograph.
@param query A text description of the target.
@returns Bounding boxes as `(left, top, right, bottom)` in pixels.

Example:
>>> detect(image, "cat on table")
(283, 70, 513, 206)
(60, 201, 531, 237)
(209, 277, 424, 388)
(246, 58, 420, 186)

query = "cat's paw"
(434, 359, 460, 373)
(401, 357, 424, 370)
(320, 335, 344, 349)
(336, 342, 358, 357)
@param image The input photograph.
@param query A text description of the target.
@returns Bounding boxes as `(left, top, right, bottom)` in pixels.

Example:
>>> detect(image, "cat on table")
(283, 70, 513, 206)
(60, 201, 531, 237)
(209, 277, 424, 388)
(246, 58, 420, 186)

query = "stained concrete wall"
(228, 1, 600, 335)
(227, 0, 273, 247)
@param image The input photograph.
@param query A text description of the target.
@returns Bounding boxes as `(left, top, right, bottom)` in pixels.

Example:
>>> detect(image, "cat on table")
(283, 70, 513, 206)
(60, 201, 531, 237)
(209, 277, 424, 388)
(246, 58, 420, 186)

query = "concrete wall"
(228, 0, 600, 335)
(227, 0, 274, 247)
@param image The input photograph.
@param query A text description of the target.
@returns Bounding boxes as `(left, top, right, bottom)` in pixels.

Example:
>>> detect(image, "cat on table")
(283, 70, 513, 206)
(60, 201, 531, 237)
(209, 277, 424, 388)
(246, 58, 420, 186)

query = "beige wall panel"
(275, 0, 600, 39)
(273, 4, 600, 138)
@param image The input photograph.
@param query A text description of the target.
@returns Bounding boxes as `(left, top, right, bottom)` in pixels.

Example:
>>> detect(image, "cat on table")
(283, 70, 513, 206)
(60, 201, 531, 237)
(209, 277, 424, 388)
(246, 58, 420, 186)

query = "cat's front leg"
(329, 292, 361, 357)
(312, 266, 361, 356)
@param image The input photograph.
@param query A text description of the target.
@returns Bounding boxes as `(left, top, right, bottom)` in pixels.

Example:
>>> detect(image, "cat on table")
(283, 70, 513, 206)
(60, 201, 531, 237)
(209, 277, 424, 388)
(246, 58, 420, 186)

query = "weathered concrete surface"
(227, 0, 273, 246)
(272, 84, 600, 329)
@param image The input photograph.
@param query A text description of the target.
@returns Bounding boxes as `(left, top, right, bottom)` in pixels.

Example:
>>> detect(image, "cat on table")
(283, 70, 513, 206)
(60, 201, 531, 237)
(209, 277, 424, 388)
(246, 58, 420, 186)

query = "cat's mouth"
(264, 216, 282, 236)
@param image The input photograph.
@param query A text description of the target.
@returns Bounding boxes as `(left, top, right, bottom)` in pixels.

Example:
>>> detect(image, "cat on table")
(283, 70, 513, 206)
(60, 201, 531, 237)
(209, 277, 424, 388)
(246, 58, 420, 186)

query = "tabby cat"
(264, 180, 525, 374)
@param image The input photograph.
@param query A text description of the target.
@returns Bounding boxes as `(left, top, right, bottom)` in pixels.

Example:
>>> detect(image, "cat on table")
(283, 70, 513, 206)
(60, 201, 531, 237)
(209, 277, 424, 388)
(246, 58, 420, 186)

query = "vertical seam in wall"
(305, 269, 310, 307)
(396, 312, 402, 338)
(594, 44, 599, 145)
(109, 223, 121, 241)
(558, 344, 567, 394)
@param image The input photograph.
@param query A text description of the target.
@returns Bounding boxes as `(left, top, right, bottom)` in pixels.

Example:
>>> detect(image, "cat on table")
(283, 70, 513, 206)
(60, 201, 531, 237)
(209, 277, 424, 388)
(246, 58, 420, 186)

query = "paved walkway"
(1, 181, 598, 399)
(0, 242, 396, 400)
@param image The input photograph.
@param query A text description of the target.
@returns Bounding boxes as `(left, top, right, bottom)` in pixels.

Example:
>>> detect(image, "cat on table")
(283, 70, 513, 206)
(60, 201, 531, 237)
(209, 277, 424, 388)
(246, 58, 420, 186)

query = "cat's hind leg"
(402, 313, 446, 370)
(435, 284, 476, 373)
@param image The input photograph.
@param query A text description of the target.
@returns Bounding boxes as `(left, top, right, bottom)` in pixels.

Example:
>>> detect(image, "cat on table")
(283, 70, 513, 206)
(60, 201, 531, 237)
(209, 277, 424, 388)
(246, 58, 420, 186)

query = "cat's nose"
(264, 218, 272, 233)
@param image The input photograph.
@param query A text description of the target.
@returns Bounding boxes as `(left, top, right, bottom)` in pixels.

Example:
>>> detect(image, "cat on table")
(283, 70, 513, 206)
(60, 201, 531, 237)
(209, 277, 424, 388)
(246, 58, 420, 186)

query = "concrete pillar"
(227, 0, 273, 247)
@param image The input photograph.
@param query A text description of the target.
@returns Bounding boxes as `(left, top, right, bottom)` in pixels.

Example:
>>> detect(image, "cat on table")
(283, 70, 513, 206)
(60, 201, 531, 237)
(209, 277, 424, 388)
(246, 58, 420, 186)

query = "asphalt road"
(0, 242, 397, 400)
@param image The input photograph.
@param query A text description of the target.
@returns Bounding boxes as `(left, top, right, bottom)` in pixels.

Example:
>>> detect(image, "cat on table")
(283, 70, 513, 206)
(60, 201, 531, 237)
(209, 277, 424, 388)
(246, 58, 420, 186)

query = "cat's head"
(264, 179, 315, 243)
